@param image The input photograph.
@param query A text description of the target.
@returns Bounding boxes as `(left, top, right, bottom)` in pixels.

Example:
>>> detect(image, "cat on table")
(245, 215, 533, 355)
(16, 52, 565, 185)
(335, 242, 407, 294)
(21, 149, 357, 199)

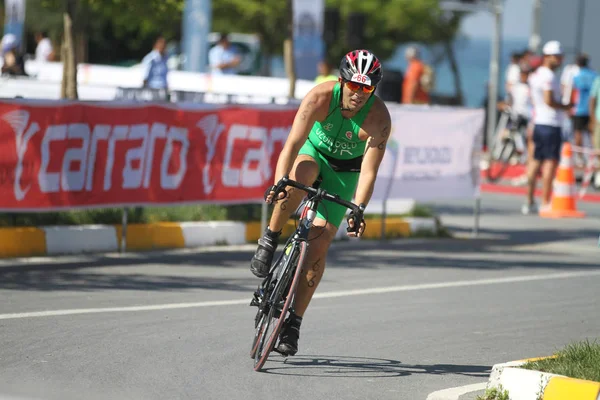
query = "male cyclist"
(250, 49, 392, 356)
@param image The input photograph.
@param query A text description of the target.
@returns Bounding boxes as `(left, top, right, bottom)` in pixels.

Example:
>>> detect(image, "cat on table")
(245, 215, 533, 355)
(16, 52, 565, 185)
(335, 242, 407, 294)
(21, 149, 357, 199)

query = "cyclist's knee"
(291, 155, 319, 186)
(308, 220, 337, 244)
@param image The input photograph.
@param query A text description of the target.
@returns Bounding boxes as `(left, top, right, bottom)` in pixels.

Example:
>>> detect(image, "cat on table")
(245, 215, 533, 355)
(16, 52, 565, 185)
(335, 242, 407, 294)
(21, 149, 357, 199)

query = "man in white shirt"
(208, 33, 241, 75)
(141, 36, 169, 92)
(34, 31, 53, 62)
(505, 51, 522, 95)
(523, 41, 573, 215)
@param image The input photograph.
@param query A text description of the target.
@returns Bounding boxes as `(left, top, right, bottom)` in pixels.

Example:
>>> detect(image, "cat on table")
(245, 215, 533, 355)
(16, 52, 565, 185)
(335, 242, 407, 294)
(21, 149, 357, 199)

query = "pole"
(529, 0, 543, 53)
(381, 200, 387, 240)
(261, 202, 268, 236)
(472, 197, 481, 238)
(485, 0, 503, 153)
(182, 0, 211, 73)
(575, 0, 585, 55)
(121, 207, 128, 253)
(285, 0, 296, 99)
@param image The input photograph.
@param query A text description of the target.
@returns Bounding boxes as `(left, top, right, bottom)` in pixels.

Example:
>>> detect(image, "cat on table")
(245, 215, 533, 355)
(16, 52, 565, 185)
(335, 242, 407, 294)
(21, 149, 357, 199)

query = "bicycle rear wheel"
(486, 136, 516, 183)
(252, 240, 308, 372)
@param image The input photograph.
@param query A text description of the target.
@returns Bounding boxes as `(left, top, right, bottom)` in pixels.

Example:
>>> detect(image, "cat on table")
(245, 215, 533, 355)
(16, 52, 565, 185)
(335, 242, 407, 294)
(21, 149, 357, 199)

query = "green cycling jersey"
(306, 82, 375, 160)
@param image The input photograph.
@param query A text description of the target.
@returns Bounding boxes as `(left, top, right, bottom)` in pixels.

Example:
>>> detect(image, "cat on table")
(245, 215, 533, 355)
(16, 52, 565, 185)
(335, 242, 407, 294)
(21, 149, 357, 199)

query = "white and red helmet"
(339, 49, 383, 87)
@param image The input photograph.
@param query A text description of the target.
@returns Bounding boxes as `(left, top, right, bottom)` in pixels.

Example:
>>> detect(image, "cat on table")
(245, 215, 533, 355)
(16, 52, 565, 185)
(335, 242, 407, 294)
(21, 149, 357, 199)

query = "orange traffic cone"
(540, 142, 585, 218)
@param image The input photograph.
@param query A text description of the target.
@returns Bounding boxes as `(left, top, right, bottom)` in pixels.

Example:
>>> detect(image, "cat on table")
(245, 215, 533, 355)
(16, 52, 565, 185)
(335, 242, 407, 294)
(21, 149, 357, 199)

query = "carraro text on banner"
(0, 102, 296, 211)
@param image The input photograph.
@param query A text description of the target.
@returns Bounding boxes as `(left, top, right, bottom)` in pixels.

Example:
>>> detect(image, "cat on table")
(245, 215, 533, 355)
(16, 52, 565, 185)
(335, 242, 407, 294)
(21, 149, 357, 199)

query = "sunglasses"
(344, 80, 376, 94)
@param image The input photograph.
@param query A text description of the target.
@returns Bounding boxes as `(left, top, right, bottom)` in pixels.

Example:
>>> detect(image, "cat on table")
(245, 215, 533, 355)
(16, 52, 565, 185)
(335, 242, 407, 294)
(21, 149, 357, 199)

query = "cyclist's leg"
(250, 141, 321, 278)
(294, 169, 359, 316)
(277, 165, 358, 356)
(268, 156, 320, 233)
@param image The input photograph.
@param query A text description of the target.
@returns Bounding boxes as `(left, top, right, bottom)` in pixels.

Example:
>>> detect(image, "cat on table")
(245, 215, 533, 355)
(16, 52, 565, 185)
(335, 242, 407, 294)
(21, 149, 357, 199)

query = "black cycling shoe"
(250, 228, 281, 278)
(276, 314, 302, 356)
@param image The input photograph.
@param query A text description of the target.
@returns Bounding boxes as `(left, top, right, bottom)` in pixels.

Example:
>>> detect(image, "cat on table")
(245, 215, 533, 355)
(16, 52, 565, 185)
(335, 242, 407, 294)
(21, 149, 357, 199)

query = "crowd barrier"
(0, 98, 485, 249)
(114, 87, 303, 106)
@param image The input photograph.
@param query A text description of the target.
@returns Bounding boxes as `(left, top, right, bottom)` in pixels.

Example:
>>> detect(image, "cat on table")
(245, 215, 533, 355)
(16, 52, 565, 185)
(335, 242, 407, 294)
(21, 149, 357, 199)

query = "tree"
(61, 0, 77, 99)
(20, 0, 468, 100)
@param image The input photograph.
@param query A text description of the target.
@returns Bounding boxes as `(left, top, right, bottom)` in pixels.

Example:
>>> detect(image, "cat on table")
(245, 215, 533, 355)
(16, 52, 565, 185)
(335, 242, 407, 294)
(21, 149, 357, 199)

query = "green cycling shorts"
(298, 140, 360, 228)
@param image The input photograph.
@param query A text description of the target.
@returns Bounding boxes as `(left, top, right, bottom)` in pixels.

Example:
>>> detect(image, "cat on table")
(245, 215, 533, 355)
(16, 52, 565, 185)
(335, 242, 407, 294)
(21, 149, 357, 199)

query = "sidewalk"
(480, 163, 600, 203)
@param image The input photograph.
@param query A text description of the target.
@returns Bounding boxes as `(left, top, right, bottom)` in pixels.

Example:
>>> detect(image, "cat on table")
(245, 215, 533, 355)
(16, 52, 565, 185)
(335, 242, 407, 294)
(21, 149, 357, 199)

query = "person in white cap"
(523, 40, 573, 215)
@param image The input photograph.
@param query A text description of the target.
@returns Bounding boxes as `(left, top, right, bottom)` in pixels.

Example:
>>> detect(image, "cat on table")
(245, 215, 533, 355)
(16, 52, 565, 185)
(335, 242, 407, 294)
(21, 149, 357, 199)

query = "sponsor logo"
(403, 146, 453, 165)
(323, 122, 334, 131)
(197, 115, 226, 195)
(2, 111, 191, 200)
(221, 123, 289, 188)
(314, 128, 357, 157)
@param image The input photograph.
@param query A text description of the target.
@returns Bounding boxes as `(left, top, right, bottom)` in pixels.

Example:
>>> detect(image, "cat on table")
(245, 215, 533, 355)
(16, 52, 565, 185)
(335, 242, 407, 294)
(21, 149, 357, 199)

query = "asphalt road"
(0, 192, 599, 400)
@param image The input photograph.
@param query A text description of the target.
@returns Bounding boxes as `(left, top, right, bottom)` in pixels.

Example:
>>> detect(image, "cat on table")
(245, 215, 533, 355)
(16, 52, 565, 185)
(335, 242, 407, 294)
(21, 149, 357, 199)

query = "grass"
(364, 203, 436, 220)
(0, 204, 262, 227)
(0, 203, 439, 227)
(476, 385, 510, 400)
(521, 339, 600, 382)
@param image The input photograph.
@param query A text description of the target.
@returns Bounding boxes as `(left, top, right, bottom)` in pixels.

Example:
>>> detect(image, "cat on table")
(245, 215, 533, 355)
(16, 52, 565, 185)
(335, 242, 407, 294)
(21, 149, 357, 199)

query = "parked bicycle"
(248, 176, 363, 372)
(486, 106, 529, 183)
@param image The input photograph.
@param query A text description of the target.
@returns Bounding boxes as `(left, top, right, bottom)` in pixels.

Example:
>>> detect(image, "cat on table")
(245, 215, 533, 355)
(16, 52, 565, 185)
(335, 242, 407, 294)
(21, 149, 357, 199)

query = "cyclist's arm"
(272, 82, 333, 184)
(354, 99, 392, 207)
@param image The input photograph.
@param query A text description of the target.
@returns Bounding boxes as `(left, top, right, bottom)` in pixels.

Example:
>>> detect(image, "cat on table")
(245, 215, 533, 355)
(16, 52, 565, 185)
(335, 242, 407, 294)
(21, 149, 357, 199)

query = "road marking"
(1, 270, 600, 320)
(426, 382, 487, 400)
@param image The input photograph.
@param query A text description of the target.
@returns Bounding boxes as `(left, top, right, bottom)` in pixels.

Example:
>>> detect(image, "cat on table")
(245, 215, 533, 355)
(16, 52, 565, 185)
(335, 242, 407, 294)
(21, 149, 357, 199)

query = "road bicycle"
(486, 107, 529, 183)
(248, 176, 363, 372)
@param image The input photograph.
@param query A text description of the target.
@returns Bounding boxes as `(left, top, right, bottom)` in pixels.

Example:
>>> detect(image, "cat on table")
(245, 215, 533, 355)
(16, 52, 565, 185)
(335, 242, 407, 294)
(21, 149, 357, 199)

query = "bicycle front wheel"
(252, 240, 308, 372)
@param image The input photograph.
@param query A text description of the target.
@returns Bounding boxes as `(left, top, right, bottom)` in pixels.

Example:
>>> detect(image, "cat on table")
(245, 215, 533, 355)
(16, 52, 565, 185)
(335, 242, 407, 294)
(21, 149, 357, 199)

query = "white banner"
(371, 104, 484, 202)
(3, 0, 26, 48)
(293, 0, 324, 81)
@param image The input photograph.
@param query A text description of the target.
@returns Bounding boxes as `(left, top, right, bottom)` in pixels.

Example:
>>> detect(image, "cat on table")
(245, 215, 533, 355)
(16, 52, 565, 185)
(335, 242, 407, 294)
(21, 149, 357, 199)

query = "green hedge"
(0, 203, 435, 227)
(0, 204, 263, 227)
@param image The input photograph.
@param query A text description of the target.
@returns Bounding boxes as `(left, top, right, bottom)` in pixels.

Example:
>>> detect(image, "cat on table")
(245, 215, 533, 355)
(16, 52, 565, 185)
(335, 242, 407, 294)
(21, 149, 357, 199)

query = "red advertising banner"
(0, 102, 296, 211)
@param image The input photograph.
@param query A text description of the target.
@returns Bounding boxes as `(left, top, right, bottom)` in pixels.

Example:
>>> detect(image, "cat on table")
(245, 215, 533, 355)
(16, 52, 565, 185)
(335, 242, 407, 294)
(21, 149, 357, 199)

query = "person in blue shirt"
(571, 54, 597, 152)
(141, 36, 169, 91)
(208, 33, 241, 75)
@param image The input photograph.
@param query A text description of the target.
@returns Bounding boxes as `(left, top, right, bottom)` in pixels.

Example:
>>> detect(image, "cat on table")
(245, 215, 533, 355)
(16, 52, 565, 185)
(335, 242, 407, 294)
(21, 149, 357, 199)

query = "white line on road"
(1, 270, 600, 321)
(426, 382, 487, 400)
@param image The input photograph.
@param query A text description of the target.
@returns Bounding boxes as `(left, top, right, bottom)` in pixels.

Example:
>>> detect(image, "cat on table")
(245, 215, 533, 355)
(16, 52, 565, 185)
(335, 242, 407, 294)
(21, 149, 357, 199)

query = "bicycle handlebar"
(269, 176, 365, 234)
(271, 176, 360, 214)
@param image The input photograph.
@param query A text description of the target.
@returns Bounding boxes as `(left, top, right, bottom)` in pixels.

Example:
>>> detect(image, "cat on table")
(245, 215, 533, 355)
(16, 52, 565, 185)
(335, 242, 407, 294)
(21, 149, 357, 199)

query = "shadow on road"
(0, 202, 598, 293)
(259, 354, 491, 379)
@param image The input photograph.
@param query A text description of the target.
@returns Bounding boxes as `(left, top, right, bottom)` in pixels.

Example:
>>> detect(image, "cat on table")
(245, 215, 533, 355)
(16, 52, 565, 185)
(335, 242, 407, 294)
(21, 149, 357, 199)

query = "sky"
(459, 0, 535, 40)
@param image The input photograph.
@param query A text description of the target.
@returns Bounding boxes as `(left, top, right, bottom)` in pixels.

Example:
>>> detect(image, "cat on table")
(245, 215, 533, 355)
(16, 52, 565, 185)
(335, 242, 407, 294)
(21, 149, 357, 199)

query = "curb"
(486, 358, 600, 400)
(0, 217, 439, 259)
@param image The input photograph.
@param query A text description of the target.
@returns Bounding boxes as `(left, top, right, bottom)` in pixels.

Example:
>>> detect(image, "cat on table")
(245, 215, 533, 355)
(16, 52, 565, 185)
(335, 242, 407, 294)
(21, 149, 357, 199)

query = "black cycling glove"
(346, 203, 367, 235)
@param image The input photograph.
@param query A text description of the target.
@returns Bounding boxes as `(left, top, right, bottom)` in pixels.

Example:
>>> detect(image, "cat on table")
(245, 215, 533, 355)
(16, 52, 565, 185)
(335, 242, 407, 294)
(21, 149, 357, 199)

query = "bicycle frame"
(250, 177, 361, 369)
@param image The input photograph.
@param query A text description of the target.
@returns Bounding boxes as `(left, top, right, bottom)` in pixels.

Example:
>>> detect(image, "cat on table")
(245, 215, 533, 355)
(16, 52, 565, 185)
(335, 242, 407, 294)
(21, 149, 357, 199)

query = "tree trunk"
(444, 39, 463, 106)
(60, 2, 78, 100)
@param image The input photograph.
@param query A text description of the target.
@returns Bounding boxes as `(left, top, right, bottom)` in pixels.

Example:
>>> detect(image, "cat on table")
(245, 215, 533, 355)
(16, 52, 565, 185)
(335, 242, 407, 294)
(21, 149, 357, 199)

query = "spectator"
(141, 36, 169, 91)
(314, 60, 337, 84)
(402, 46, 430, 105)
(560, 58, 580, 105)
(1, 34, 26, 76)
(589, 73, 600, 186)
(34, 31, 54, 62)
(570, 53, 597, 163)
(208, 33, 241, 75)
(505, 51, 522, 95)
(523, 40, 572, 215)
